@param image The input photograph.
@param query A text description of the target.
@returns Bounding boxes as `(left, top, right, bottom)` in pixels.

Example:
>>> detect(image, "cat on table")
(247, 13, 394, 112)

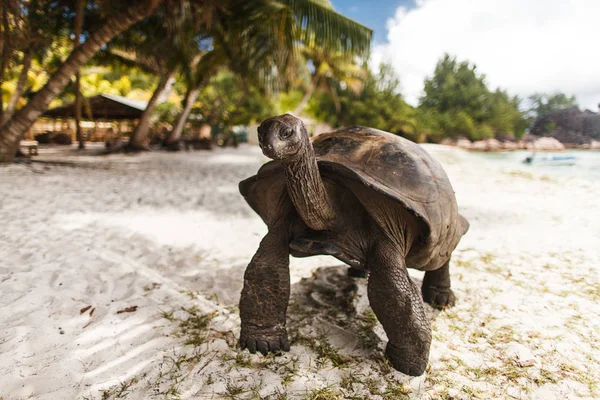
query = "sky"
(333, 0, 600, 110)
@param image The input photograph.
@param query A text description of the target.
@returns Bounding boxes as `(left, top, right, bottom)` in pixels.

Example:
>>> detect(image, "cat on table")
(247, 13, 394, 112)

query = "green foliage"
(153, 101, 182, 127)
(308, 63, 420, 140)
(276, 90, 304, 114)
(194, 71, 276, 128)
(477, 123, 494, 140)
(528, 92, 578, 119)
(420, 54, 489, 121)
(419, 54, 528, 140)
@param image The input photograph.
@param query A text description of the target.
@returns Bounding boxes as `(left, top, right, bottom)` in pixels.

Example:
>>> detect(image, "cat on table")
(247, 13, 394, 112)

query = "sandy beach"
(0, 143, 598, 400)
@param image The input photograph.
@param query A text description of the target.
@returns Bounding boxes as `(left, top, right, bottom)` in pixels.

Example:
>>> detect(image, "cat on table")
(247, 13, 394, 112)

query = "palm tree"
(0, 0, 163, 163)
(113, 3, 204, 151)
(163, 0, 372, 148)
(1, 0, 71, 127)
(293, 46, 366, 115)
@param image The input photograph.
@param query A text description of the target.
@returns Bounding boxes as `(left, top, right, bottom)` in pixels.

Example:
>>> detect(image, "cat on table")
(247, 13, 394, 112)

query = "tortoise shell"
(240, 126, 468, 270)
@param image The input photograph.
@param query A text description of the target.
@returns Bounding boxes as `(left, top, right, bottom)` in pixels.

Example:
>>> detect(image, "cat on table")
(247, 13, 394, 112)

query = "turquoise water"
(467, 150, 600, 182)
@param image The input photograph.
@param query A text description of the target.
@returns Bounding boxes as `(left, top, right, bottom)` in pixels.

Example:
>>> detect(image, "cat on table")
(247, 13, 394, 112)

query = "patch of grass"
(583, 286, 600, 301)
(339, 374, 354, 391)
(232, 351, 253, 368)
(383, 383, 411, 399)
(171, 306, 217, 347)
(479, 252, 496, 265)
(490, 325, 516, 344)
(148, 307, 218, 398)
(364, 378, 382, 395)
(357, 310, 379, 348)
(100, 377, 138, 400)
(160, 310, 175, 322)
(295, 332, 352, 368)
(460, 384, 485, 398)
(281, 367, 296, 386)
(304, 387, 343, 400)
(219, 380, 254, 399)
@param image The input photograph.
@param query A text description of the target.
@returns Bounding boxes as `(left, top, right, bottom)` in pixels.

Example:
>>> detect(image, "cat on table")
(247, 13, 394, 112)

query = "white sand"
(0, 143, 598, 399)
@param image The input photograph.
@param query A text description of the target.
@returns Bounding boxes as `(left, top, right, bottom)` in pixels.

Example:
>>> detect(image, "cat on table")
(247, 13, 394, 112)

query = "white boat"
(523, 153, 577, 166)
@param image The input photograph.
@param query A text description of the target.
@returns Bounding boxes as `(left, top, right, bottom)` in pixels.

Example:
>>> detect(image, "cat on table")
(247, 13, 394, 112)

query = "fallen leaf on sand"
(80, 305, 92, 314)
(116, 306, 138, 314)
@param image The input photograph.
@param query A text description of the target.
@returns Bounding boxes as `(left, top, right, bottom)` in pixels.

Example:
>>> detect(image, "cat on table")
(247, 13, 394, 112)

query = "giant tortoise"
(238, 114, 469, 376)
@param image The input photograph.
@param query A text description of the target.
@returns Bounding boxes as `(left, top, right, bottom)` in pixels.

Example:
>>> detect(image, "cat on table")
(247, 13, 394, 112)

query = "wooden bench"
(20, 140, 39, 156)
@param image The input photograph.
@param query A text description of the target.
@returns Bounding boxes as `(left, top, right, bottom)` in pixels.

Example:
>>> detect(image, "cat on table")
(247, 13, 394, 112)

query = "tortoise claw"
(240, 326, 290, 356)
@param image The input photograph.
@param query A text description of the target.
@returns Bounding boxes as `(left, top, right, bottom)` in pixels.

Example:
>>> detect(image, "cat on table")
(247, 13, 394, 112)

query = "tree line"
(308, 54, 579, 143)
(1, 0, 580, 163)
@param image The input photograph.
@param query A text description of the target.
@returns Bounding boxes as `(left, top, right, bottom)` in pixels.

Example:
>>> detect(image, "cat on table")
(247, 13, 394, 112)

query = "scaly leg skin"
(239, 223, 291, 355)
(421, 259, 456, 310)
(367, 241, 431, 376)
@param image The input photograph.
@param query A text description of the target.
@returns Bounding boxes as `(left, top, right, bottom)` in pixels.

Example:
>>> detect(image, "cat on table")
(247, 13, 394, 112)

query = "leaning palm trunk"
(293, 86, 314, 116)
(293, 72, 320, 115)
(74, 0, 85, 150)
(2, 51, 33, 128)
(164, 87, 200, 148)
(126, 71, 174, 151)
(0, 0, 162, 163)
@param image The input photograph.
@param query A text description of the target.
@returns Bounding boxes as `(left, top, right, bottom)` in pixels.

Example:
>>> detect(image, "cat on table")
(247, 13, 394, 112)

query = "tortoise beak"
(259, 142, 276, 159)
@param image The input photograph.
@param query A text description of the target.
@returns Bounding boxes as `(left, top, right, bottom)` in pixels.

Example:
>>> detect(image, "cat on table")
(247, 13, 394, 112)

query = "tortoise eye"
(280, 129, 293, 140)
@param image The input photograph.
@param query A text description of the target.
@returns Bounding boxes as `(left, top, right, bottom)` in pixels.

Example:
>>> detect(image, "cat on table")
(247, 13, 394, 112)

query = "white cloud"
(372, 0, 600, 110)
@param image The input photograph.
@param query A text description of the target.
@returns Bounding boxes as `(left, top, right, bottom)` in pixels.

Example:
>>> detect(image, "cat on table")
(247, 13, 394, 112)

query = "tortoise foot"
(422, 286, 455, 310)
(240, 324, 290, 356)
(385, 342, 427, 376)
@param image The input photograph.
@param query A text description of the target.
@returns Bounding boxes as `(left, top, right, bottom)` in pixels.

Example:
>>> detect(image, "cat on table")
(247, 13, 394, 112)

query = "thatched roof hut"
(43, 94, 147, 120)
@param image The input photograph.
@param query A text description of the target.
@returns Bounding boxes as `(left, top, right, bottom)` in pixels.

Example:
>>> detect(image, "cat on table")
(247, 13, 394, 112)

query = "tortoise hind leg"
(422, 259, 455, 310)
(367, 241, 431, 376)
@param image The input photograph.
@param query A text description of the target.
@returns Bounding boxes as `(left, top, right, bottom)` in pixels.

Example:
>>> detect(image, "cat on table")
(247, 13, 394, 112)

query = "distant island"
(443, 106, 600, 151)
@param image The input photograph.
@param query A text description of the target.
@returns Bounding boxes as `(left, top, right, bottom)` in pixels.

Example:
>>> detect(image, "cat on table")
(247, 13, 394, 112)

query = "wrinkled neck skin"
(282, 142, 336, 231)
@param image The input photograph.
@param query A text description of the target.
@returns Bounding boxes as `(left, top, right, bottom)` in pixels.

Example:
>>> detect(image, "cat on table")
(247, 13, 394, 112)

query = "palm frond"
(279, 0, 372, 58)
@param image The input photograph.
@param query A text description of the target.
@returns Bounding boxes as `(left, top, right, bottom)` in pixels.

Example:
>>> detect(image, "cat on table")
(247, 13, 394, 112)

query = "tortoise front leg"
(367, 241, 431, 376)
(239, 223, 291, 355)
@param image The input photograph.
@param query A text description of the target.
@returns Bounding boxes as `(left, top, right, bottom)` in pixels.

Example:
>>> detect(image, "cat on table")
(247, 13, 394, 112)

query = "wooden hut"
(31, 94, 148, 142)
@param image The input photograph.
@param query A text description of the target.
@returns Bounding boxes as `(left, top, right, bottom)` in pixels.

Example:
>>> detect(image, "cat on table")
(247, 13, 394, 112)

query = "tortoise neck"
(282, 144, 336, 231)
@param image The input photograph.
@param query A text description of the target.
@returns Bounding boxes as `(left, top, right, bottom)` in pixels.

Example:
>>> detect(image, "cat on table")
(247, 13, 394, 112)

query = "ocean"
(465, 149, 600, 182)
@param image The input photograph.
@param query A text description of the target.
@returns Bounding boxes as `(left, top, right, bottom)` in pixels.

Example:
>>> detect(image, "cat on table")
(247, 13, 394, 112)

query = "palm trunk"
(293, 69, 320, 115)
(2, 50, 33, 127)
(164, 87, 200, 147)
(74, 0, 85, 149)
(127, 71, 174, 151)
(0, 5, 11, 125)
(0, 0, 162, 163)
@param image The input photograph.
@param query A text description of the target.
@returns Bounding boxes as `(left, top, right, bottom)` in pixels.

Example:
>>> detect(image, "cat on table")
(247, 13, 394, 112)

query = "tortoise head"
(257, 114, 309, 161)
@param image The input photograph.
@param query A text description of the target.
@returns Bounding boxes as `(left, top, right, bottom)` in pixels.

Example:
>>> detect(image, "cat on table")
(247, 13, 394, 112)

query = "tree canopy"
(418, 54, 528, 141)
(528, 92, 578, 119)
